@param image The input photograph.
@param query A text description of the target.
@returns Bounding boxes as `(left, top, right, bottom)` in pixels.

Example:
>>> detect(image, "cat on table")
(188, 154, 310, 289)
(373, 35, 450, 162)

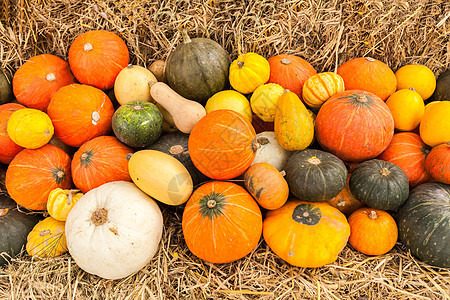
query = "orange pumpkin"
(348, 208, 398, 256)
(68, 30, 129, 90)
(268, 54, 316, 99)
(337, 57, 397, 101)
(72, 136, 133, 193)
(378, 132, 432, 188)
(5, 144, 72, 210)
(244, 163, 289, 210)
(326, 173, 363, 216)
(47, 84, 114, 147)
(12, 54, 75, 111)
(182, 181, 262, 264)
(425, 142, 450, 184)
(0, 103, 25, 164)
(188, 109, 258, 179)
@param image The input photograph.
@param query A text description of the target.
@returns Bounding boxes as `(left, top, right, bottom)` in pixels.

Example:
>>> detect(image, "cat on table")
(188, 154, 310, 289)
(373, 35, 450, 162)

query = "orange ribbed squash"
(302, 72, 345, 108)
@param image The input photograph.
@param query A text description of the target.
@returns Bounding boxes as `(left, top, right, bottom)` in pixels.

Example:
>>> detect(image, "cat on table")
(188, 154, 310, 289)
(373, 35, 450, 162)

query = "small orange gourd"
(326, 173, 363, 216)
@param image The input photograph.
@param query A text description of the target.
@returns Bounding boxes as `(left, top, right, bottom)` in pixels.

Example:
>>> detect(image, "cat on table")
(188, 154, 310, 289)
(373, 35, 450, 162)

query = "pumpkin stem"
(283, 89, 291, 93)
(39, 229, 51, 237)
(0, 208, 9, 217)
(91, 208, 108, 226)
(181, 29, 191, 44)
(84, 43, 93, 52)
(303, 212, 310, 217)
(56, 170, 65, 179)
(237, 61, 245, 69)
(127, 64, 133, 69)
(207, 199, 217, 208)
(446, 141, 450, 146)
(280, 58, 291, 65)
(133, 105, 142, 111)
(91, 111, 100, 125)
(380, 168, 391, 176)
(46, 73, 56, 82)
(148, 80, 157, 88)
(257, 137, 269, 146)
(80, 153, 88, 160)
(307, 156, 321, 165)
(126, 153, 133, 161)
(67, 189, 80, 205)
(169, 145, 184, 155)
(369, 210, 378, 220)
(408, 87, 417, 92)
(251, 140, 261, 152)
(279, 170, 286, 177)
(366, 57, 375, 62)
(356, 94, 369, 103)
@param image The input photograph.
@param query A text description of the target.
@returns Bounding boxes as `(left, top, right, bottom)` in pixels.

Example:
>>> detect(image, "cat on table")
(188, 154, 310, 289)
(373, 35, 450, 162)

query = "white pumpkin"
(114, 64, 158, 105)
(252, 131, 293, 171)
(65, 181, 163, 280)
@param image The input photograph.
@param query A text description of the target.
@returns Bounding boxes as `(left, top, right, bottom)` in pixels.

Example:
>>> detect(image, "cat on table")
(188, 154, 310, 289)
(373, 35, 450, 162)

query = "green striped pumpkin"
(112, 100, 163, 148)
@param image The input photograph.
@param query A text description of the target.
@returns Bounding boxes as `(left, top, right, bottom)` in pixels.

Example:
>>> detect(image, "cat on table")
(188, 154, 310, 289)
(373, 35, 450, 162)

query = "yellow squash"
(250, 83, 284, 122)
(47, 188, 84, 221)
(229, 52, 270, 94)
(419, 101, 450, 147)
(274, 91, 314, 151)
(26, 216, 68, 258)
(205, 90, 252, 123)
(386, 88, 424, 131)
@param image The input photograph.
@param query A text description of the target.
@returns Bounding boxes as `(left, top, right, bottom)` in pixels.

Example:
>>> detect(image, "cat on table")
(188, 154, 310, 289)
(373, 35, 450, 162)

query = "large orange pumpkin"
(182, 181, 262, 264)
(0, 103, 25, 164)
(268, 54, 317, 99)
(337, 57, 397, 101)
(378, 132, 432, 188)
(47, 84, 114, 147)
(5, 144, 72, 210)
(425, 141, 450, 184)
(71, 136, 133, 193)
(188, 109, 258, 179)
(68, 30, 129, 90)
(315, 90, 394, 162)
(12, 54, 75, 111)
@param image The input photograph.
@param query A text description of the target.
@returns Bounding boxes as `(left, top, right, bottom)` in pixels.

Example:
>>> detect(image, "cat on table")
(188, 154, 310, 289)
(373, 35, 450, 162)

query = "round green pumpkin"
(349, 159, 409, 211)
(397, 182, 449, 268)
(430, 69, 449, 102)
(0, 69, 14, 104)
(165, 33, 231, 103)
(284, 149, 348, 202)
(0, 194, 40, 265)
(147, 132, 209, 186)
(112, 100, 163, 148)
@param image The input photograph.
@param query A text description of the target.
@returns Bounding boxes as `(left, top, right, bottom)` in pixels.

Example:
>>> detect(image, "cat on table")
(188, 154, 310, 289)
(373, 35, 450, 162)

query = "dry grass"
(1, 0, 450, 299)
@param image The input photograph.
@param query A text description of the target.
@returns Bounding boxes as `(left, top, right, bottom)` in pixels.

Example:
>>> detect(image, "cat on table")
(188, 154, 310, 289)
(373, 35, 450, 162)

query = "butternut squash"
(149, 82, 206, 134)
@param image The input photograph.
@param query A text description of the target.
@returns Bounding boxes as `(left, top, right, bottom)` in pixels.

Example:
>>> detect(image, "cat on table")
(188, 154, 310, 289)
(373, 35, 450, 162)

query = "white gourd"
(252, 131, 293, 171)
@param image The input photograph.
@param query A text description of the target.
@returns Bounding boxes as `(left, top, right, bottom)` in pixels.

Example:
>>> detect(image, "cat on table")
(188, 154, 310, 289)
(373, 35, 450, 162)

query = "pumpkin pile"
(0, 29, 449, 279)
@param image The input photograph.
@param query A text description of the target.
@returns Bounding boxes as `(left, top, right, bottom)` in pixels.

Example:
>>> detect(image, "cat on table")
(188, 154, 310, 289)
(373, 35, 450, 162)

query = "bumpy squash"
(26, 217, 67, 258)
(250, 83, 284, 122)
(274, 90, 314, 151)
(229, 52, 270, 94)
(47, 188, 83, 221)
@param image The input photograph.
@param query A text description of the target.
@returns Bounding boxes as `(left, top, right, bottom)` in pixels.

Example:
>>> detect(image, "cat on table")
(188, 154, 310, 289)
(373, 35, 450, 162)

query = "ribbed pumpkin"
(47, 188, 83, 221)
(0, 103, 25, 164)
(47, 84, 115, 147)
(250, 83, 284, 122)
(0, 194, 40, 265)
(397, 183, 450, 268)
(26, 216, 67, 258)
(425, 141, 450, 184)
(348, 208, 398, 256)
(268, 54, 316, 99)
(284, 149, 348, 202)
(337, 57, 397, 101)
(12, 54, 75, 111)
(5, 144, 72, 210)
(378, 132, 432, 188)
(68, 30, 129, 90)
(302, 72, 345, 108)
(395, 64, 436, 101)
(188, 109, 258, 180)
(205, 90, 252, 123)
(182, 181, 262, 264)
(72, 136, 133, 193)
(165, 33, 231, 103)
(114, 64, 158, 105)
(419, 101, 450, 147)
(7, 108, 54, 149)
(315, 90, 394, 162)
(263, 200, 350, 268)
(229, 52, 270, 94)
(0, 69, 14, 104)
(244, 163, 289, 210)
(349, 159, 409, 211)
(326, 173, 363, 216)
(274, 90, 314, 151)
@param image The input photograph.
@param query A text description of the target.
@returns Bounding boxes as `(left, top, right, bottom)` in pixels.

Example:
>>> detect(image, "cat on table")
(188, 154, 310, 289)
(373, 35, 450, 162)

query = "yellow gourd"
(395, 64, 436, 100)
(250, 83, 284, 122)
(229, 52, 270, 94)
(26, 217, 68, 258)
(386, 88, 424, 131)
(419, 101, 450, 147)
(275, 91, 314, 151)
(47, 188, 84, 221)
(7, 108, 54, 149)
(205, 90, 252, 122)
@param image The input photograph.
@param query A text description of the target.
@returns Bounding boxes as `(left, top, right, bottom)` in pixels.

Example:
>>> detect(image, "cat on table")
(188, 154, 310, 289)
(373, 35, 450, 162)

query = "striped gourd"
(302, 72, 345, 108)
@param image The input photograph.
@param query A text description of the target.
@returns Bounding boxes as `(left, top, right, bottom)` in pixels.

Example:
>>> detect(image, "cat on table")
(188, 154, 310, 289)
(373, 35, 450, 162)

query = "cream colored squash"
(114, 65, 157, 105)
(65, 181, 163, 280)
(252, 131, 293, 171)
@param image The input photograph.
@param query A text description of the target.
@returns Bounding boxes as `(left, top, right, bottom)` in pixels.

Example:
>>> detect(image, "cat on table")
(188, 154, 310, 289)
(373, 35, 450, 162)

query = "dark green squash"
(112, 100, 163, 148)
(147, 132, 209, 186)
(349, 159, 409, 211)
(0, 69, 14, 105)
(165, 32, 231, 103)
(0, 194, 40, 265)
(397, 182, 450, 268)
(430, 69, 449, 101)
(284, 149, 347, 202)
